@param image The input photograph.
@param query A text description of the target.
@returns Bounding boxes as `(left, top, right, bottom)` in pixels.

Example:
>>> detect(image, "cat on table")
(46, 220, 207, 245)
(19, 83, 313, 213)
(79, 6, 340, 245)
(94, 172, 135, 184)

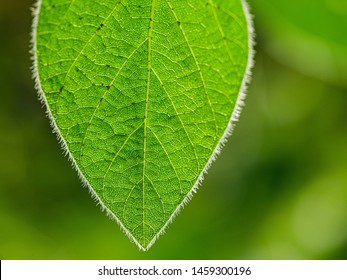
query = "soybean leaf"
(33, 0, 253, 250)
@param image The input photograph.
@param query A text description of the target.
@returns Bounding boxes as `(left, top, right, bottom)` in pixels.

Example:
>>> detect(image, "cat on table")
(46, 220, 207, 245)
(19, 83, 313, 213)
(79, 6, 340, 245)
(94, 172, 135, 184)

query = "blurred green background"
(1, 0, 347, 259)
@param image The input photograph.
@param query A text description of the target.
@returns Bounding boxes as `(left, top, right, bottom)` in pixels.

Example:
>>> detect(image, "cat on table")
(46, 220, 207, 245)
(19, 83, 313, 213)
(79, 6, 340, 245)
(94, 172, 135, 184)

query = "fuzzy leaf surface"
(34, 0, 251, 250)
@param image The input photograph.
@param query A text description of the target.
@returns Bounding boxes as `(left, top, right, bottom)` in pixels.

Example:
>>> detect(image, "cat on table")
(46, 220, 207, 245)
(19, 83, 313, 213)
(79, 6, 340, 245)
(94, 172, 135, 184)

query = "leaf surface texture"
(34, 0, 252, 249)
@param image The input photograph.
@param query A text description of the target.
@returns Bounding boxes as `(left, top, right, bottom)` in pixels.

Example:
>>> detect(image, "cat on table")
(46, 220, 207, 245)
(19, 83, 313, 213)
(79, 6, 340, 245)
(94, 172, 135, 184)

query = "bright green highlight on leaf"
(33, 0, 252, 250)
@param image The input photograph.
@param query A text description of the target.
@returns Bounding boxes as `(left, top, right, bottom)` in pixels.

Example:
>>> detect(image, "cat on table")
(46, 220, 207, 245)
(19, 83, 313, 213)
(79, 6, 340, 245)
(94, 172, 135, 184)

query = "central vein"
(142, 0, 156, 239)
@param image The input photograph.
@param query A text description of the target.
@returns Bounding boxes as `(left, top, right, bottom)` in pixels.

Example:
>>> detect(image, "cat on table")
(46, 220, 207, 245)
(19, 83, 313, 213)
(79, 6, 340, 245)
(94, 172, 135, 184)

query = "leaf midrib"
(141, 0, 156, 243)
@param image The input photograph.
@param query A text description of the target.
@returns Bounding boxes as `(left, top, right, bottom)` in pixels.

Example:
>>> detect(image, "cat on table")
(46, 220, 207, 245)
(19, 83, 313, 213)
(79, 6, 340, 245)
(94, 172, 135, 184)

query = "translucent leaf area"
(34, 0, 251, 249)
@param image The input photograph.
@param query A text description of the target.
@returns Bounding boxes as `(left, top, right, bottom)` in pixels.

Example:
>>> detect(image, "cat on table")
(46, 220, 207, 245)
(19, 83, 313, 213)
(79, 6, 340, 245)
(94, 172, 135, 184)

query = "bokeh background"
(1, 0, 347, 259)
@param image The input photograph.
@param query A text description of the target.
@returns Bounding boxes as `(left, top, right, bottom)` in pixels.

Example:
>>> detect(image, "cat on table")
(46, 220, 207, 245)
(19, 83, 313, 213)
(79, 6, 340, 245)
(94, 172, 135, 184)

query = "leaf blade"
(33, 0, 254, 250)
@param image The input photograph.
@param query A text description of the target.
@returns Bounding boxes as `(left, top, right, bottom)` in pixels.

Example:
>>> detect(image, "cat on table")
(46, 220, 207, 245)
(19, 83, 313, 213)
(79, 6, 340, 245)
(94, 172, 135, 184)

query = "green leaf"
(32, 0, 253, 250)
